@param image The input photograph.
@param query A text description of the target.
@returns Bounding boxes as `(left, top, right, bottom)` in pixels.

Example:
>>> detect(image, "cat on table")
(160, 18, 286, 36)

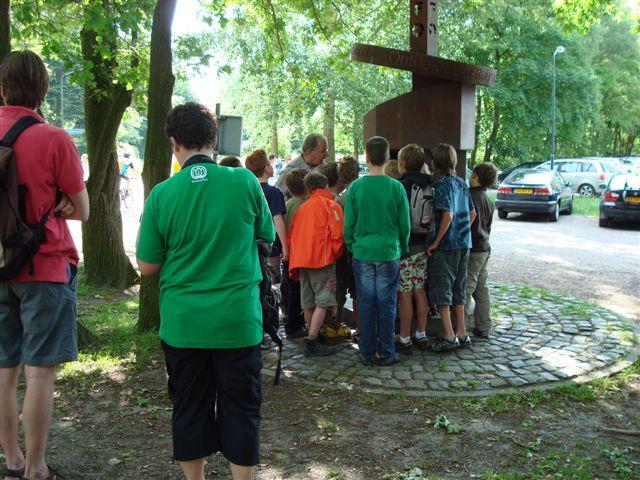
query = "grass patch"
(572, 196, 599, 217)
(489, 190, 599, 216)
(483, 450, 597, 479)
(461, 359, 639, 415)
(59, 275, 157, 381)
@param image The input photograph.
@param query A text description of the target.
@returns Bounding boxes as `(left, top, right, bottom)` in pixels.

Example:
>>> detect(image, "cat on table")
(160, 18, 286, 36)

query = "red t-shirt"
(0, 106, 85, 283)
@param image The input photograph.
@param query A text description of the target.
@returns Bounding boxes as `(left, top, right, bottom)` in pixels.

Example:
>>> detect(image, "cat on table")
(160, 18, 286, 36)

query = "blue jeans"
(353, 259, 400, 360)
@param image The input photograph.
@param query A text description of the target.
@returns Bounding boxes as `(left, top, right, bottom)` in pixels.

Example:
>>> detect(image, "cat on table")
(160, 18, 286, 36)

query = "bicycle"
(120, 185, 133, 209)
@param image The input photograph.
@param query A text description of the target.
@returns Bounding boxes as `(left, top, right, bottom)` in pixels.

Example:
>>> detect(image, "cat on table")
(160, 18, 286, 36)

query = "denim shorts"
(429, 249, 469, 306)
(0, 264, 78, 367)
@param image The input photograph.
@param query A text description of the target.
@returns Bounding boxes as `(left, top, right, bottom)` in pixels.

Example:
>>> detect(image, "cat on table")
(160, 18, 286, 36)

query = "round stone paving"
(261, 285, 639, 396)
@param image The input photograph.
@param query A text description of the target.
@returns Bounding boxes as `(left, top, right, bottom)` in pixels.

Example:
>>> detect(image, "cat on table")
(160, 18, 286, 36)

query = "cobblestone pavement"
(262, 285, 639, 397)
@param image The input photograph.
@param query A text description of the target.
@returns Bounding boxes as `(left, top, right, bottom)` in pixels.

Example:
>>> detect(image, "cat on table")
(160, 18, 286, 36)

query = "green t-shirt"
(284, 196, 305, 233)
(137, 160, 275, 349)
(344, 175, 410, 262)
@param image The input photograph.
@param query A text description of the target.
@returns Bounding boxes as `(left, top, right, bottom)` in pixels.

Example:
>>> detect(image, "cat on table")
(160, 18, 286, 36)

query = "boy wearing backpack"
(0, 51, 89, 480)
(396, 144, 434, 354)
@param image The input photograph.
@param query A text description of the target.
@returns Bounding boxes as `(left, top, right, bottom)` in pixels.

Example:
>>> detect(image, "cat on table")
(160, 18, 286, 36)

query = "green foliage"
(433, 414, 463, 434)
(572, 196, 599, 216)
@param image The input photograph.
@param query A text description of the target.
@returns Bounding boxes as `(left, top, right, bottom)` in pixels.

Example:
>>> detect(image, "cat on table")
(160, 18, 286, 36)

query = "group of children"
(241, 138, 498, 364)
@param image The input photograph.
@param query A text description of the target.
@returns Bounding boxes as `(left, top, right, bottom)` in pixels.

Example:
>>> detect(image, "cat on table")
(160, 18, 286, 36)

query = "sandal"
(2, 467, 24, 480)
(23, 466, 63, 480)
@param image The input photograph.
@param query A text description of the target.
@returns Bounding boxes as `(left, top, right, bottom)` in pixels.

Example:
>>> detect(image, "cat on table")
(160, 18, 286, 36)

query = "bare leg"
(308, 307, 327, 338)
(23, 365, 55, 480)
(0, 366, 25, 478)
(179, 458, 205, 480)
(303, 308, 313, 330)
(453, 304, 467, 338)
(398, 291, 413, 338)
(413, 288, 428, 333)
(230, 463, 256, 480)
(439, 305, 455, 339)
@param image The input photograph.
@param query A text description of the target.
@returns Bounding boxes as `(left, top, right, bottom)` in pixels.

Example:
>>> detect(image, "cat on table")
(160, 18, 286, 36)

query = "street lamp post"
(60, 71, 72, 128)
(550, 45, 565, 171)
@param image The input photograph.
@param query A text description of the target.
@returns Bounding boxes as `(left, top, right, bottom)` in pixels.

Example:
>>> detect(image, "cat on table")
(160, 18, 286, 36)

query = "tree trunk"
(483, 96, 500, 163)
(611, 125, 621, 155)
(323, 89, 335, 161)
(471, 94, 482, 167)
(138, 0, 177, 332)
(352, 105, 359, 159)
(80, 23, 137, 289)
(270, 110, 278, 156)
(0, 0, 9, 63)
(624, 134, 636, 155)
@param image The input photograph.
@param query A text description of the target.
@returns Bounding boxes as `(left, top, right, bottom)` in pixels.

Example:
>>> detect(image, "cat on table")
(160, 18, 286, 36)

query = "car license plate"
(627, 196, 640, 204)
(514, 188, 533, 194)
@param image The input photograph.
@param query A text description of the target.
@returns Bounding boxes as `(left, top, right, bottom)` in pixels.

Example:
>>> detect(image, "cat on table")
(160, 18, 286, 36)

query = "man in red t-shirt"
(0, 51, 89, 480)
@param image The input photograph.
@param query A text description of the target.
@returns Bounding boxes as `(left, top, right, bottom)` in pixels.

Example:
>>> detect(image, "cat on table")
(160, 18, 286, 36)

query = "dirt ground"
(39, 352, 639, 480)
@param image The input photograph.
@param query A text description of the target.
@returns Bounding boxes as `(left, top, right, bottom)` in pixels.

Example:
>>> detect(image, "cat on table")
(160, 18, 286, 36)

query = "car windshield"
(506, 170, 552, 185)
(609, 174, 640, 190)
(600, 162, 619, 173)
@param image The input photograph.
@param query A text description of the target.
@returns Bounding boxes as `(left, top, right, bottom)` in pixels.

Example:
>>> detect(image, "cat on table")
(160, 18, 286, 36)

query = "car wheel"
(578, 183, 595, 197)
(498, 209, 508, 219)
(549, 203, 559, 222)
(599, 216, 609, 228)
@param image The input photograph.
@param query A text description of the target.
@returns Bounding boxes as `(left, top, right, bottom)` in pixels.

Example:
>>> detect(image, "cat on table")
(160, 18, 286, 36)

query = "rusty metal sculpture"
(351, 0, 497, 176)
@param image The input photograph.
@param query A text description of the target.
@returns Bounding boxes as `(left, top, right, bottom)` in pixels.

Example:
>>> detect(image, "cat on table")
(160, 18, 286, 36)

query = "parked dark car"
(495, 169, 573, 222)
(599, 173, 640, 228)
(497, 161, 543, 183)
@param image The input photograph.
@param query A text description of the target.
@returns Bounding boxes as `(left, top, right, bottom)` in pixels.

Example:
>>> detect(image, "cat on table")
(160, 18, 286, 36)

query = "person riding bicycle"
(119, 153, 135, 190)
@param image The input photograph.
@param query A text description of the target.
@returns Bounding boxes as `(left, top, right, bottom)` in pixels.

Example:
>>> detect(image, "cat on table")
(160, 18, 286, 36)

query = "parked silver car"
(536, 158, 617, 197)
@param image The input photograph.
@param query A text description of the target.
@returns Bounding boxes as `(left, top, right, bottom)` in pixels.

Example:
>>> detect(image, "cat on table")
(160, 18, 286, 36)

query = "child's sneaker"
(472, 327, 490, 339)
(457, 335, 472, 348)
(428, 337, 460, 353)
(304, 337, 337, 357)
(412, 335, 431, 351)
(395, 339, 413, 355)
(375, 353, 402, 366)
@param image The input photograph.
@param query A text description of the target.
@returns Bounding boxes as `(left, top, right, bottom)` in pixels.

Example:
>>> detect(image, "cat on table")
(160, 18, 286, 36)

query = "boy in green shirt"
(137, 103, 274, 480)
(344, 137, 411, 365)
(282, 168, 308, 338)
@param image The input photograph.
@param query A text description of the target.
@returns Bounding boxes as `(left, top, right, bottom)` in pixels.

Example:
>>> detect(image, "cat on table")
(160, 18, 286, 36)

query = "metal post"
(60, 71, 72, 128)
(550, 46, 564, 171)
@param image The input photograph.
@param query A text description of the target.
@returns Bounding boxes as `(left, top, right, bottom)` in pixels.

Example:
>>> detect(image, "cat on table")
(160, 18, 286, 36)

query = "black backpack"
(257, 239, 283, 385)
(0, 116, 51, 282)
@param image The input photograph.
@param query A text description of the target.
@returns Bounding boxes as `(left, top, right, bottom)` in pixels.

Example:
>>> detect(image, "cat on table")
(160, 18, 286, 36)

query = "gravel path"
(490, 212, 640, 322)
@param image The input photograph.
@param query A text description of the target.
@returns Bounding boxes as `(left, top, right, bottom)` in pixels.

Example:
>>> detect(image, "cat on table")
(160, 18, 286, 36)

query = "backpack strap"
(0, 116, 41, 147)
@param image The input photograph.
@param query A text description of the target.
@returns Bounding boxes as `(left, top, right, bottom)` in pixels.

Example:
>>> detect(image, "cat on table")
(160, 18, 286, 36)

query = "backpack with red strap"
(0, 116, 52, 281)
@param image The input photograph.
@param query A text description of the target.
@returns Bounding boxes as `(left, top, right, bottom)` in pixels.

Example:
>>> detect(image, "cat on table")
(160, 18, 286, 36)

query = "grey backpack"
(409, 183, 434, 234)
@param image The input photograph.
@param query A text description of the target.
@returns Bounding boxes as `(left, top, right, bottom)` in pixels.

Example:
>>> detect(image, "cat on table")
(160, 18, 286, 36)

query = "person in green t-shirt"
(344, 137, 410, 366)
(282, 168, 308, 337)
(136, 103, 275, 480)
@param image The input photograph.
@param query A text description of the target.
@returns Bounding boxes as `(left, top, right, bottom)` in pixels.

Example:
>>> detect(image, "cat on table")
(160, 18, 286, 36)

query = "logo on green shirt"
(191, 166, 208, 183)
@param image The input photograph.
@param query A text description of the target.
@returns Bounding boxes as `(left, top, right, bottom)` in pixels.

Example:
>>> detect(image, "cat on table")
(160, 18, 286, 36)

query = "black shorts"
(161, 341, 262, 465)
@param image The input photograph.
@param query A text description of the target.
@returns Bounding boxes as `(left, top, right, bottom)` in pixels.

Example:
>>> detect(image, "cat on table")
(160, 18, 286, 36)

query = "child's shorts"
(299, 264, 337, 310)
(429, 248, 469, 306)
(398, 252, 427, 293)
